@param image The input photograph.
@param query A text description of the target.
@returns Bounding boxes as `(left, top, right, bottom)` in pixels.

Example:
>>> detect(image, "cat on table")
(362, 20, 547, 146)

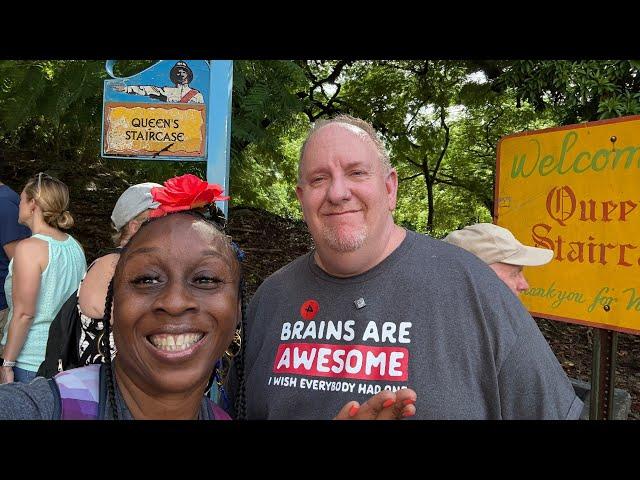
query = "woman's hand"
(334, 388, 417, 420)
(0, 366, 14, 384)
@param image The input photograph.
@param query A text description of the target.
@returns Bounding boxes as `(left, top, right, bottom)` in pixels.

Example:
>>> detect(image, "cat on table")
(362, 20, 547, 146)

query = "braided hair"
(232, 278, 248, 420)
(100, 206, 247, 419)
(102, 278, 118, 419)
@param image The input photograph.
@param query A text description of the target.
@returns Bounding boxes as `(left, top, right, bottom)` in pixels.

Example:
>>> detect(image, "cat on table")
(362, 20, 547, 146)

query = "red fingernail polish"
(349, 405, 360, 417)
(403, 399, 415, 406)
(402, 410, 415, 418)
(383, 399, 394, 408)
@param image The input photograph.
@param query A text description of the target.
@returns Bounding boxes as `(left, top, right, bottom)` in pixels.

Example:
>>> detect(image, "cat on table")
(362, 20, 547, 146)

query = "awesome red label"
(273, 343, 409, 381)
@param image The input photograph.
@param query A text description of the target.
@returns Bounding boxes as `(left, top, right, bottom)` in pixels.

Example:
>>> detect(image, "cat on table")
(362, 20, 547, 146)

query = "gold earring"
(214, 326, 242, 387)
(224, 327, 242, 359)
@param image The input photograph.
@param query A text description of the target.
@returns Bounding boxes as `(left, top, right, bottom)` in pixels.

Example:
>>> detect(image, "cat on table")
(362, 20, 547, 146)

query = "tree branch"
(298, 60, 354, 121)
(432, 107, 450, 176)
(402, 154, 422, 169)
(399, 172, 424, 182)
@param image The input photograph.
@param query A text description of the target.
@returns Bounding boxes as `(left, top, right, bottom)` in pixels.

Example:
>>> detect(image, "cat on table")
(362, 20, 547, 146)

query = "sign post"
(590, 329, 618, 419)
(495, 115, 640, 419)
(206, 61, 233, 218)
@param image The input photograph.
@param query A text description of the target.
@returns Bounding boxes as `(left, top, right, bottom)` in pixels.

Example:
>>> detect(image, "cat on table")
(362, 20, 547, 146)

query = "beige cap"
(442, 223, 554, 266)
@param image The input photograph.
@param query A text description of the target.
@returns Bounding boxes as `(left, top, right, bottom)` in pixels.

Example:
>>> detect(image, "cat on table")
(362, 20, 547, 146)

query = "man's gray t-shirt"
(234, 230, 583, 419)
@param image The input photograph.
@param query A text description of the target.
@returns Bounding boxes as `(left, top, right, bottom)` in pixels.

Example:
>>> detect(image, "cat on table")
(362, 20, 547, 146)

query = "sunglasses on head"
(35, 172, 54, 195)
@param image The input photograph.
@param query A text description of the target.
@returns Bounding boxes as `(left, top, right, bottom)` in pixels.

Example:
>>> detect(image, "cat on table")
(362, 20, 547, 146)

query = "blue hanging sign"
(102, 60, 212, 161)
(101, 60, 233, 216)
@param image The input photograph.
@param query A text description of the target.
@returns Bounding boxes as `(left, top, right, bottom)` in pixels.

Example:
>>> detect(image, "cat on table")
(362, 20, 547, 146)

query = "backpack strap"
(54, 365, 101, 420)
(206, 399, 231, 420)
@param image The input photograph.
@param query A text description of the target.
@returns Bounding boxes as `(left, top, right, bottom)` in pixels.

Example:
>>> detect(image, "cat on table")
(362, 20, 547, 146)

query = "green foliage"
(229, 62, 309, 213)
(0, 60, 105, 163)
(496, 60, 640, 123)
(444, 89, 556, 216)
(3, 59, 637, 238)
(231, 61, 307, 162)
(335, 60, 489, 233)
(0, 60, 310, 212)
(229, 116, 306, 218)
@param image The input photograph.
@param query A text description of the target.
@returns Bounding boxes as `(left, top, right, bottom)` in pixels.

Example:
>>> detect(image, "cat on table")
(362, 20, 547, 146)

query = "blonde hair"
(23, 173, 74, 230)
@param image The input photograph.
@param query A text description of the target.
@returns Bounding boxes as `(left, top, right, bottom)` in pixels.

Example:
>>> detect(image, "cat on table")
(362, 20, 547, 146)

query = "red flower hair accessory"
(149, 174, 229, 218)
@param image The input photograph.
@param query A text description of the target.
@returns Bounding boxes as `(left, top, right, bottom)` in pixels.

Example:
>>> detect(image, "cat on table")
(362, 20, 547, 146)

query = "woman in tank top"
(0, 173, 86, 384)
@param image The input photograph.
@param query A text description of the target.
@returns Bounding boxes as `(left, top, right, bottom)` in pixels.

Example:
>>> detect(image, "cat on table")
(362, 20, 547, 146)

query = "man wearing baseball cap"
(442, 224, 631, 419)
(110, 182, 161, 244)
(443, 223, 553, 296)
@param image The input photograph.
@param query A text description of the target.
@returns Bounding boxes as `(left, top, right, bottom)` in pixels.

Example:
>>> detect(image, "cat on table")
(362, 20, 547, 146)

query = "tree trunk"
(425, 176, 434, 234)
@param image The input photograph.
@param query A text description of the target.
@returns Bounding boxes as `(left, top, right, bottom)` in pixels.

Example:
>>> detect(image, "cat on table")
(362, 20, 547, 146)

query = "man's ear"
(385, 168, 399, 211)
(128, 219, 143, 236)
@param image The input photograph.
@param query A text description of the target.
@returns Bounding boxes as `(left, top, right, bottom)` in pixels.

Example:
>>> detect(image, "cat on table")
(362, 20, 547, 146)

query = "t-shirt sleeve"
(0, 377, 57, 419)
(0, 200, 30, 247)
(497, 318, 584, 420)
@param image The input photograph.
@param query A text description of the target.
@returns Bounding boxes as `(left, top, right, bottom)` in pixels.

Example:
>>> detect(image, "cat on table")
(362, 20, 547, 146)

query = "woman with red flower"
(0, 174, 241, 419)
(38, 176, 230, 378)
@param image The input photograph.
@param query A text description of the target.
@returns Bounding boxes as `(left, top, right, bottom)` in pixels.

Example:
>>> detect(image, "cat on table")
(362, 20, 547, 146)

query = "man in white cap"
(110, 182, 162, 245)
(443, 223, 553, 296)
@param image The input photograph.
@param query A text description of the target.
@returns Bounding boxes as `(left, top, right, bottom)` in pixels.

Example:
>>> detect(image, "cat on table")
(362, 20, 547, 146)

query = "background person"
(0, 173, 86, 384)
(442, 222, 553, 296)
(0, 174, 31, 357)
(76, 182, 162, 366)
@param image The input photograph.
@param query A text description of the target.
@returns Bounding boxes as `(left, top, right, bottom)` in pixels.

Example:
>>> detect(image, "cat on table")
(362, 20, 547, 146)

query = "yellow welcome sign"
(496, 115, 640, 335)
(103, 103, 206, 157)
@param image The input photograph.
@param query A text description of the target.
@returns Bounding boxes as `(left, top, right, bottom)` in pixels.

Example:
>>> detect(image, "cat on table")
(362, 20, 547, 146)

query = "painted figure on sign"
(113, 61, 204, 104)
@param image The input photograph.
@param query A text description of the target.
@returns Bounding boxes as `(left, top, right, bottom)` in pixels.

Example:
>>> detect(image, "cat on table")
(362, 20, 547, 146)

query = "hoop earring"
(214, 325, 242, 385)
(224, 327, 242, 359)
(210, 325, 242, 405)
